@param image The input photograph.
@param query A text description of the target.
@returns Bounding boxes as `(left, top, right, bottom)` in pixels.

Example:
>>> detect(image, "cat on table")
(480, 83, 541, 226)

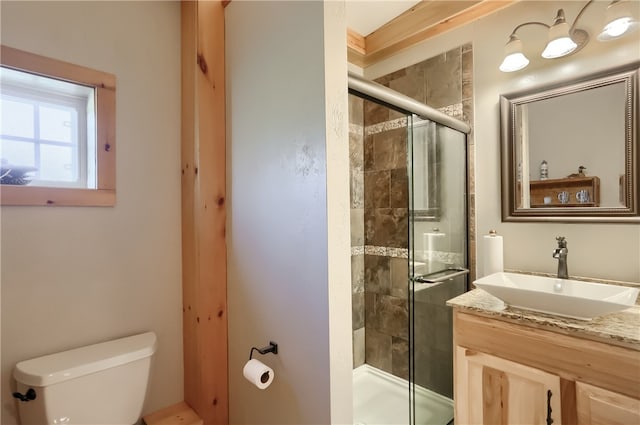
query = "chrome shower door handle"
(413, 267, 469, 284)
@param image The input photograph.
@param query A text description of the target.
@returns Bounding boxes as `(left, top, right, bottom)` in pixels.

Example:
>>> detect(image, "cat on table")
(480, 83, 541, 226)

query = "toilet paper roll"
(483, 231, 504, 277)
(423, 230, 446, 253)
(243, 359, 274, 390)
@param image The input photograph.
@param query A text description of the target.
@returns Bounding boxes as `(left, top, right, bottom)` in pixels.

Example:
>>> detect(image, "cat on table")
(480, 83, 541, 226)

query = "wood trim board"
(181, 1, 228, 423)
(347, 0, 516, 67)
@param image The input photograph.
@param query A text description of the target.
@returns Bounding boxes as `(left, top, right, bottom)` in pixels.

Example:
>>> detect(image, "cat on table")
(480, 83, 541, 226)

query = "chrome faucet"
(552, 236, 569, 279)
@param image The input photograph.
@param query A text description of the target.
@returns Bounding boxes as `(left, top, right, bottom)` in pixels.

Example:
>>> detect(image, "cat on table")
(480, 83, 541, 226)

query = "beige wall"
(366, 0, 640, 283)
(226, 1, 351, 424)
(0, 2, 183, 423)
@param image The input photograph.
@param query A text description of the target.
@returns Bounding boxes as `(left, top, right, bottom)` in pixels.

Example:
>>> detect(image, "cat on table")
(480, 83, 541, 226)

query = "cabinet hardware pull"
(546, 389, 553, 425)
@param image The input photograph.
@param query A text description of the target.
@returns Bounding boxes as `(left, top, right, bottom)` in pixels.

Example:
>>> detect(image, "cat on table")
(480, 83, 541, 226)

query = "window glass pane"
(1, 138, 35, 166)
(1, 98, 35, 138)
(39, 104, 74, 143)
(39, 144, 75, 182)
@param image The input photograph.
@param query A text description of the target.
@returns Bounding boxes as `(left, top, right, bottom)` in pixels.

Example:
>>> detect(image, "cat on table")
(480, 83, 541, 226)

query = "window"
(0, 46, 115, 206)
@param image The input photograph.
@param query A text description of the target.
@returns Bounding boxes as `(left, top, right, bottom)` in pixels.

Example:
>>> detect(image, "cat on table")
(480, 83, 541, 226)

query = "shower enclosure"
(348, 73, 470, 425)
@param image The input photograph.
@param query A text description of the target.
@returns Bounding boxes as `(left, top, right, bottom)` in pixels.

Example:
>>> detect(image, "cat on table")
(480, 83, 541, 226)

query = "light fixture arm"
(508, 21, 550, 38)
(570, 0, 597, 33)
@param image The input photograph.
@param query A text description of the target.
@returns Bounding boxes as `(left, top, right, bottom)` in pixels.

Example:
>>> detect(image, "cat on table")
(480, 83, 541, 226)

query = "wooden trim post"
(181, 1, 228, 423)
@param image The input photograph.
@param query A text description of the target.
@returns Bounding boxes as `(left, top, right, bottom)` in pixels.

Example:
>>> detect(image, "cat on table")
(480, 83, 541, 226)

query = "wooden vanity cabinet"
(453, 311, 640, 425)
(456, 346, 561, 424)
(575, 382, 640, 425)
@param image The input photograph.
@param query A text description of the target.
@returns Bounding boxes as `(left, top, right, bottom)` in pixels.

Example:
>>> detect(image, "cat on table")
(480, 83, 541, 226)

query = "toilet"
(13, 331, 157, 425)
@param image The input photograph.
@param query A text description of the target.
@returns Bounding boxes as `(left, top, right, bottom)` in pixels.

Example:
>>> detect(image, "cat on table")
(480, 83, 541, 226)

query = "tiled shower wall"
(349, 44, 475, 387)
(349, 95, 366, 368)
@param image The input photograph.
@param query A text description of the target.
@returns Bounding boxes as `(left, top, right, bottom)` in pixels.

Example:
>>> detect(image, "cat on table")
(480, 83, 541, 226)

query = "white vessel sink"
(474, 272, 639, 320)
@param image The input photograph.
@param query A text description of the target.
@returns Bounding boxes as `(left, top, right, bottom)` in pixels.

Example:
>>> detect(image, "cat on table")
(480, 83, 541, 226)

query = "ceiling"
(345, 0, 421, 36)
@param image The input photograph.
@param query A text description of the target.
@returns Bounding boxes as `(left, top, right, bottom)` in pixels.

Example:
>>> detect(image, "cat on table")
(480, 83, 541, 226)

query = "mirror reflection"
(500, 63, 639, 222)
(516, 81, 626, 209)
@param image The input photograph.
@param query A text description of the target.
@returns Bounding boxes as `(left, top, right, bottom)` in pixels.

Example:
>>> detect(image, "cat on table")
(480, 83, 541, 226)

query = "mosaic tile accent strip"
(438, 103, 463, 119)
(363, 103, 464, 136)
(350, 245, 409, 258)
(351, 246, 463, 263)
(351, 246, 365, 256)
(365, 245, 409, 258)
(349, 123, 363, 135)
(364, 117, 408, 136)
(423, 251, 464, 266)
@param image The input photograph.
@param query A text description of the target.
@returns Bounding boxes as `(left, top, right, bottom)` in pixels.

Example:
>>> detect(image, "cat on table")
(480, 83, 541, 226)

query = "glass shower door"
(408, 116, 468, 425)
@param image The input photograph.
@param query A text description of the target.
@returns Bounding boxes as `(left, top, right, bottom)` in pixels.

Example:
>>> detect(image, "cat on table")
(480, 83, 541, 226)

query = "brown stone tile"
(349, 130, 364, 172)
(463, 98, 473, 128)
(365, 327, 392, 373)
(390, 73, 426, 105)
(350, 209, 364, 247)
(468, 193, 475, 241)
(352, 292, 365, 330)
(432, 348, 454, 398)
(364, 134, 375, 171)
(353, 328, 365, 368)
(350, 171, 364, 209)
(377, 295, 409, 339)
(364, 99, 389, 126)
(392, 337, 409, 380)
(370, 208, 408, 248)
(349, 94, 364, 125)
(467, 147, 475, 196)
(364, 254, 390, 295)
(414, 347, 432, 389)
(390, 168, 408, 208)
(432, 306, 453, 352)
(364, 208, 375, 245)
(351, 254, 364, 293)
(390, 257, 409, 298)
(373, 128, 407, 171)
(364, 170, 390, 209)
(365, 291, 380, 329)
(462, 50, 473, 101)
(375, 68, 406, 86)
(462, 42, 472, 53)
(426, 47, 462, 109)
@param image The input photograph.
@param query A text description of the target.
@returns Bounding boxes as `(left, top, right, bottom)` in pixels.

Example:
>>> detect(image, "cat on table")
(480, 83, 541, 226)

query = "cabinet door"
(455, 346, 562, 425)
(576, 382, 640, 425)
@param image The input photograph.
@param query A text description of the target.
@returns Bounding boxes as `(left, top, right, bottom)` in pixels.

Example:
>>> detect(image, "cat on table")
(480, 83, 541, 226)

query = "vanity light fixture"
(599, 0, 639, 40)
(499, 0, 638, 72)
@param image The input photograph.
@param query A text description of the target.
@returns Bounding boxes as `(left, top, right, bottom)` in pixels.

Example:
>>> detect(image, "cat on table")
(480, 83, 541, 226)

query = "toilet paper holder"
(249, 341, 278, 360)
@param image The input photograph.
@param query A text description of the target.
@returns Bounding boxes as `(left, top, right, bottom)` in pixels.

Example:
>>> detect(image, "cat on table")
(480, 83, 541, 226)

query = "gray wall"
(226, 2, 351, 424)
(0, 2, 183, 423)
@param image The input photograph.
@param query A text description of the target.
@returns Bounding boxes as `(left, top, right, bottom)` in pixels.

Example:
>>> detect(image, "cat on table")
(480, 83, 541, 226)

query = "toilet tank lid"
(14, 332, 157, 387)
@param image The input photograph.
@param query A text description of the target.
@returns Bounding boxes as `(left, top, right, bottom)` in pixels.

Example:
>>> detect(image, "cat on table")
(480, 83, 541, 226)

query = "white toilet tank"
(13, 332, 157, 425)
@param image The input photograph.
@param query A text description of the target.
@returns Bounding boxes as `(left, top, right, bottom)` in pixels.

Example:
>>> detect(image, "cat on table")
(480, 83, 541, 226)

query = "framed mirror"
(500, 62, 639, 223)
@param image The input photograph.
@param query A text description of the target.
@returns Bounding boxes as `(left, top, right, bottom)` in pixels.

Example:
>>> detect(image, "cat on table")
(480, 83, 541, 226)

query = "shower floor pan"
(353, 364, 453, 425)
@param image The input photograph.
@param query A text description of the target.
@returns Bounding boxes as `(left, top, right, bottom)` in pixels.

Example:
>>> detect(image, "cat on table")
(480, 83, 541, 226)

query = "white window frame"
(0, 45, 116, 206)
(2, 85, 90, 188)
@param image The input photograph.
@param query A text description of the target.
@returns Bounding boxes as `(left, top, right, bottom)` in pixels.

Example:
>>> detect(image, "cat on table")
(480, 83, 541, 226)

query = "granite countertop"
(447, 289, 640, 350)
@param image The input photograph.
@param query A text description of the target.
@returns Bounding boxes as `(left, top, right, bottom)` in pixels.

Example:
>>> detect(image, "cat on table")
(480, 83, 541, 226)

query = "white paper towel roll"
(482, 230, 504, 277)
(243, 359, 274, 390)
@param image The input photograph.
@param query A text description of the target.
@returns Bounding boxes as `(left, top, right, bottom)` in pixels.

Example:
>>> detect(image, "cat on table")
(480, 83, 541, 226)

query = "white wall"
(226, 1, 351, 424)
(366, 0, 640, 283)
(0, 2, 183, 423)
